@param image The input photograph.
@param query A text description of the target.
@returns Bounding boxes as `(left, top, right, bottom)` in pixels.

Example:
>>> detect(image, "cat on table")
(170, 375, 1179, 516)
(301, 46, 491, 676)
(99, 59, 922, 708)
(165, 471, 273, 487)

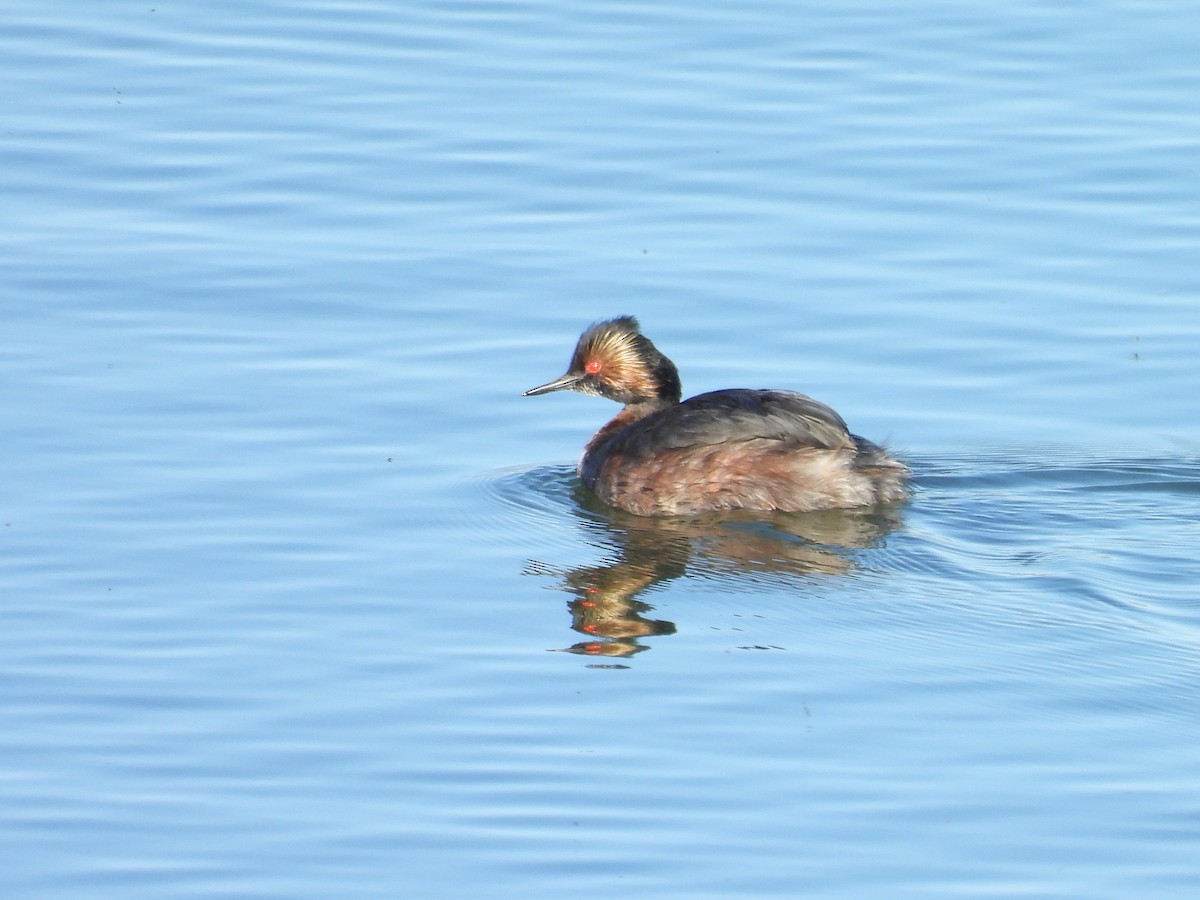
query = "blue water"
(3, 1, 1200, 897)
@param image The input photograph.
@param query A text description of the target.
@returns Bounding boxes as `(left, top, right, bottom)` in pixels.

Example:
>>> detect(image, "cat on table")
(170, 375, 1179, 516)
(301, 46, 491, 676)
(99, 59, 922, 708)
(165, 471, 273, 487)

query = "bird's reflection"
(531, 481, 905, 658)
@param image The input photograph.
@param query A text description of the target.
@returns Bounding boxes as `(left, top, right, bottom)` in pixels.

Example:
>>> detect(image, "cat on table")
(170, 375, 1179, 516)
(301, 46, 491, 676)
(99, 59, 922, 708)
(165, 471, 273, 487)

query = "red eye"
(586, 359, 602, 374)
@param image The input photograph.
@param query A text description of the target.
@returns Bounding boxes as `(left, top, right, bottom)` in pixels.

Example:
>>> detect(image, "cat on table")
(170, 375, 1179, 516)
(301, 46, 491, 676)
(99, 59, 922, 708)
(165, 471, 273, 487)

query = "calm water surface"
(3, 1, 1200, 897)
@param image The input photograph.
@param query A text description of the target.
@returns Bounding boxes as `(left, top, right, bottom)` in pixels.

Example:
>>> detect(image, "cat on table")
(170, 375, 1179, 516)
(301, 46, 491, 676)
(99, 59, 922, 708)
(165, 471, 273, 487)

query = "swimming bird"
(523, 316, 910, 516)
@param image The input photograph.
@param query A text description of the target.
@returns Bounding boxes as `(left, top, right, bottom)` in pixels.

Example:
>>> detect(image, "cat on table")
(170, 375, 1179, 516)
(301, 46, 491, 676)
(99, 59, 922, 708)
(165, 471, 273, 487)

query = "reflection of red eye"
(586, 360, 602, 374)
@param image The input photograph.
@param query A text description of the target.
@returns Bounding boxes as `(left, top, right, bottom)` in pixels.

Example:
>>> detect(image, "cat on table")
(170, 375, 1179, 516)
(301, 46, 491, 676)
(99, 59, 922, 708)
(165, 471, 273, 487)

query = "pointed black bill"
(522, 373, 583, 397)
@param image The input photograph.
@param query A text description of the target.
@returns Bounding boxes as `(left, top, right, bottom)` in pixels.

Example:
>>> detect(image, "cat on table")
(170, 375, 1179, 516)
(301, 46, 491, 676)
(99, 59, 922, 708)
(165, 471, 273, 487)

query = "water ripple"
(897, 451, 1200, 639)
(476, 451, 1200, 655)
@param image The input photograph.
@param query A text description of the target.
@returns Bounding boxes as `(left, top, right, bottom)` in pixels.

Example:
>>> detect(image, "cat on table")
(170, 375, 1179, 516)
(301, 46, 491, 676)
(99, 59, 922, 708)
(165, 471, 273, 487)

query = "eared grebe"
(523, 316, 910, 516)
